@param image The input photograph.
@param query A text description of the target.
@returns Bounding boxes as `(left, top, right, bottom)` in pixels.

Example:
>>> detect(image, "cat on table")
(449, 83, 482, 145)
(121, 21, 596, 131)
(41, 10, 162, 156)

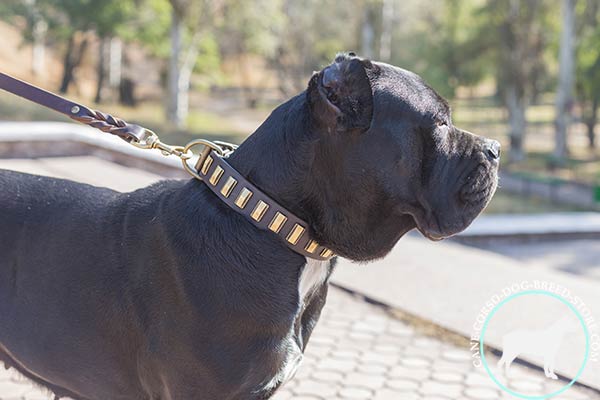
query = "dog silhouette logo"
(497, 315, 579, 380)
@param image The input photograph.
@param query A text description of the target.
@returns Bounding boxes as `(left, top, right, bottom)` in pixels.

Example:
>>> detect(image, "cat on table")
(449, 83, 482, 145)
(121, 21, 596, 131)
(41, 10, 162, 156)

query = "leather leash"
(0, 72, 149, 143)
(0, 72, 335, 261)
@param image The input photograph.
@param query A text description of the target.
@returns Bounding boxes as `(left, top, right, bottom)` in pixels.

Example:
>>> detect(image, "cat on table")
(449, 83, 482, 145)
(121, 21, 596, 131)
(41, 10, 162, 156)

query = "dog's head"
(304, 53, 499, 260)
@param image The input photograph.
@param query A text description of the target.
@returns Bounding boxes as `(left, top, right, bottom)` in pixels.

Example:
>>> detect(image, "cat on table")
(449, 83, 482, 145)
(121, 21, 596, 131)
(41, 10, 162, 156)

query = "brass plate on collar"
(209, 166, 224, 185)
(269, 212, 288, 233)
(235, 188, 253, 209)
(201, 156, 213, 175)
(220, 177, 237, 197)
(305, 240, 319, 253)
(320, 248, 334, 258)
(251, 200, 269, 221)
(286, 224, 305, 245)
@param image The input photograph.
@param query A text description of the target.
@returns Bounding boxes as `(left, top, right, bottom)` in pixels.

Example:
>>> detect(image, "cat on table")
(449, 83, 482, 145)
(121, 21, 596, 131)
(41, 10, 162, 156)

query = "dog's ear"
(308, 53, 375, 133)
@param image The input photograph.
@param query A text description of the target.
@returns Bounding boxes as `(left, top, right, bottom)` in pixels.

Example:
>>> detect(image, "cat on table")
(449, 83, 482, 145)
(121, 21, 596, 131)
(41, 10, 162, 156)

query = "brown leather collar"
(195, 152, 335, 261)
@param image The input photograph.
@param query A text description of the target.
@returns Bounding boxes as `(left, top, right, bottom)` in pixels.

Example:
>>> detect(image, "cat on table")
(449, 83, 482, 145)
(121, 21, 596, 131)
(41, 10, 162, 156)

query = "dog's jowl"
(0, 54, 499, 400)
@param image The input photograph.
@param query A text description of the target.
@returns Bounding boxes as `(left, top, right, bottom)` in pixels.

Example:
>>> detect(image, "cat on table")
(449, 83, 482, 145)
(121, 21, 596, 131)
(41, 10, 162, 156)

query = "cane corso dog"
(0, 54, 499, 400)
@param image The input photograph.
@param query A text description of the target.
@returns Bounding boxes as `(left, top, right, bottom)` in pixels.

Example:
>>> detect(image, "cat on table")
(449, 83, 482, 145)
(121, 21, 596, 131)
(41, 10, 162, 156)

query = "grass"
(505, 151, 600, 187)
(453, 96, 600, 186)
(483, 189, 584, 214)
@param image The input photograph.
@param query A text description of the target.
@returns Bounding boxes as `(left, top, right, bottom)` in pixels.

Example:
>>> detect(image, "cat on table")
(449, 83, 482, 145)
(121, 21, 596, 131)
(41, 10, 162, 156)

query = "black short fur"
(0, 54, 499, 399)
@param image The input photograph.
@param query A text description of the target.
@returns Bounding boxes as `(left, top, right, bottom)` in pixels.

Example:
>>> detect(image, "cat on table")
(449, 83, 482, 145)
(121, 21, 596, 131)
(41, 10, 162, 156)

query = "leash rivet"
(70, 105, 80, 114)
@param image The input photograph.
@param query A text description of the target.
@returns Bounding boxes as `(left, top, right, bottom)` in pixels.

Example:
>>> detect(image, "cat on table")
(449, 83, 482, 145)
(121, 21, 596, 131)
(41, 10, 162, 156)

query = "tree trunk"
(31, 17, 47, 77)
(109, 37, 122, 89)
(178, 33, 200, 119)
(59, 33, 89, 94)
(59, 35, 76, 93)
(238, 53, 259, 109)
(554, 0, 576, 161)
(505, 84, 527, 162)
(167, 6, 200, 129)
(586, 97, 598, 149)
(167, 9, 186, 128)
(361, 6, 376, 59)
(379, 0, 394, 62)
(95, 38, 107, 103)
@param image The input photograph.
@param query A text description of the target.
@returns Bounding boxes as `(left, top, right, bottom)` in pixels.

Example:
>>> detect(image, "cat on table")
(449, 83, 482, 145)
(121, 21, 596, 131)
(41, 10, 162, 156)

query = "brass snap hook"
(129, 129, 159, 150)
(181, 139, 226, 181)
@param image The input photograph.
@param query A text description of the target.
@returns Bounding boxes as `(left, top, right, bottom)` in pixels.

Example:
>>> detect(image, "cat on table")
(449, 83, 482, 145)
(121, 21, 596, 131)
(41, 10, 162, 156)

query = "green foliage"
(92, 0, 137, 37)
(389, 0, 489, 98)
(220, 0, 284, 58)
(2, 0, 597, 120)
(463, 0, 559, 102)
(0, 1, 28, 22)
(575, 1, 600, 106)
(134, 0, 172, 58)
(194, 33, 222, 86)
(1, 0, 138, 42)
(264, 0, 362, 93)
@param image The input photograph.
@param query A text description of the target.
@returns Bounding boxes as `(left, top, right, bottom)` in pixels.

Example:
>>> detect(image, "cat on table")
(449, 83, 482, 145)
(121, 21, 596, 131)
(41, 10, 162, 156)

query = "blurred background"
(2, 1, 600, 398)
(1, 0, 600, 215)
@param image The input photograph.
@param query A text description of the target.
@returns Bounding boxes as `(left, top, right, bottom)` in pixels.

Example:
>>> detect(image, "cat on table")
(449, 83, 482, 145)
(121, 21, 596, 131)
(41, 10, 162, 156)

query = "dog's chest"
(260, 258, 330, 392)
(299, 258, 331, 301)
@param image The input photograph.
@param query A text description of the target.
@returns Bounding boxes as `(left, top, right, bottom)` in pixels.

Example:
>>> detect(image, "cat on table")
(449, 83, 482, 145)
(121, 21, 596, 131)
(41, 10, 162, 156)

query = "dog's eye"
(327, 91, 338, 103)
(436, 120, 447, 127)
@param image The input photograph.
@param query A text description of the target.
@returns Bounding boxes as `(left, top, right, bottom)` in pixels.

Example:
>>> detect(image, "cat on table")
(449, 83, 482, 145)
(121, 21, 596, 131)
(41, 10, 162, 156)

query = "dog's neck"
(225, 93, 335, 249)
(224, 92, 412, 261)
(226, 93, 312, 216)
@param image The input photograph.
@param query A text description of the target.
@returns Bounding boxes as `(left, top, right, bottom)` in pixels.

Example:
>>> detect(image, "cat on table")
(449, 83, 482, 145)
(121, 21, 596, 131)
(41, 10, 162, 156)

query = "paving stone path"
(271, 288, 598, 400)
(1, 288, 597, 400)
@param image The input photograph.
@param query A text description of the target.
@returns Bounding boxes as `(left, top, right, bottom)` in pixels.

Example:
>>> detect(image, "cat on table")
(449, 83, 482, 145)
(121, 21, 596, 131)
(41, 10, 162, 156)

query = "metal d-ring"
(181, 139, 226, 181)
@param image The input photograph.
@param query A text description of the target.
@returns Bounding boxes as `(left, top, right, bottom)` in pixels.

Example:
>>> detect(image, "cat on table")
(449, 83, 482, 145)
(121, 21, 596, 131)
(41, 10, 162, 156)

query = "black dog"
(0, 54, 499, 400)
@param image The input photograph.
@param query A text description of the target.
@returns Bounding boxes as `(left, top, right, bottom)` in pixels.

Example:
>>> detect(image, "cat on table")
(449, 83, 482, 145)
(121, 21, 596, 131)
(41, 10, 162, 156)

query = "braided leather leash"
(0, 72, 335, 261)
(0, 72, 149, 143)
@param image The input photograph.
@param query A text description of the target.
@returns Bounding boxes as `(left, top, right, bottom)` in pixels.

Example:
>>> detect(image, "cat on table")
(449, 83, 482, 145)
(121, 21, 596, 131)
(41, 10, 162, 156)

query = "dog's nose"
(484, 140, 501, 160)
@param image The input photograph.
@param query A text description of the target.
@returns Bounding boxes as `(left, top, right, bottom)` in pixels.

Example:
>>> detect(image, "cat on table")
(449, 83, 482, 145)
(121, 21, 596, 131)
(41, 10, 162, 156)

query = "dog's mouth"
(411, 163, 498, 241)
(459, 164, 497, 206)
(412, 212, 450, 241)
(417, 227, 446, 241)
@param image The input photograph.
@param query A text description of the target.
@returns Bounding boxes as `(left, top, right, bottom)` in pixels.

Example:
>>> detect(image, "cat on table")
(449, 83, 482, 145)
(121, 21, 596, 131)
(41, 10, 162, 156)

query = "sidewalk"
(332, 236, 600, 390)
(1, 286, 596, 400)
(460, 213, 600, 238)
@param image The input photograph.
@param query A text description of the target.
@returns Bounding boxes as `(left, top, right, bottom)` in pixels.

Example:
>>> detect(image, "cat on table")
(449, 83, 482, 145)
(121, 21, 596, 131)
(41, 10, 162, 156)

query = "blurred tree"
(132, 0, 220, 120)
(165, 0, 221, 128)
(30, 1, 48, 78)
(575, 0, 600, 148)
(360, 0, 380, 60)
(40, 0, 98, 94)
(91, 0, 136, 103)
(469, 0, 555, 162)
(379, 0, 395, 62)
(167, 0, 189, 128)
(219, 0, 284, 107)
(49, 0, 139, 96)
(1, 0, 140, 100)
(269, 0, 361, 96)
(389, 0, 485, 99)
(0, 0, 48, 78)
(554, 0, 576, 162)
(133, 0, 172, 59)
